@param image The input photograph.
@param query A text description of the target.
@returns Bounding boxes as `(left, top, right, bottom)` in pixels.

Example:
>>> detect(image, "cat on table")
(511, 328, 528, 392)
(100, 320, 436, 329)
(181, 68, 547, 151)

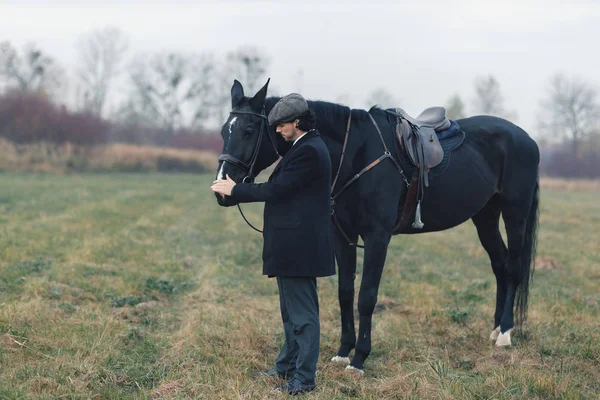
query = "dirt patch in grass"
(536, 257, 562, 271)
(152, 380, 185, 399)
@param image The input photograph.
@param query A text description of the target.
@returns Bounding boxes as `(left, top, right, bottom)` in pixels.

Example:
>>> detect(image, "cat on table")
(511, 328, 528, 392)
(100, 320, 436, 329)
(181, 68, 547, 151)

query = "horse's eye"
(244, 127, 254, 136)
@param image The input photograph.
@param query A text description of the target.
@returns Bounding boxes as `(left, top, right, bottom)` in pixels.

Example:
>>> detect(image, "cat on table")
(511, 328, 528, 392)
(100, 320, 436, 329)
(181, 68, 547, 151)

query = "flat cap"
(268, 93, 309, 125)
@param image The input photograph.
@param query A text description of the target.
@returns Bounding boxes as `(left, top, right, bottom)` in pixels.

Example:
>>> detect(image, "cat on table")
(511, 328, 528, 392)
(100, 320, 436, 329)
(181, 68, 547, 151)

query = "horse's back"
(457, 115, 540, 166)
(458, 115, 540, 198)
(408, 115, 539, 233)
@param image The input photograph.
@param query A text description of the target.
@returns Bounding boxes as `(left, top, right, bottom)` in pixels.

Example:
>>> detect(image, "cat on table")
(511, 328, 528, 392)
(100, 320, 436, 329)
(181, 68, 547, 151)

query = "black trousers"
(275, 276, 320, 385)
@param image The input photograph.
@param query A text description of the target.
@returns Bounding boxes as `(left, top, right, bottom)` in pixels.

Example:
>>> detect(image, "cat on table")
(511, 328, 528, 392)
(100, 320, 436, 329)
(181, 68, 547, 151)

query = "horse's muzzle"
(215, 192, 236, 207)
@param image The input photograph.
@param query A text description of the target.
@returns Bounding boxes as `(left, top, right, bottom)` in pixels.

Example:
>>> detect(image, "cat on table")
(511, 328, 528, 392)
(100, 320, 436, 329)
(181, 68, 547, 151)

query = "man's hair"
(296, 108, 316, 131)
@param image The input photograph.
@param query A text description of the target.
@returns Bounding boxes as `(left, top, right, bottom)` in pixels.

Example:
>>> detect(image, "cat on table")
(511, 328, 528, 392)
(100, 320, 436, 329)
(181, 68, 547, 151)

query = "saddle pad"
(437, 119, 461, 140)
(396, 120, 465, 181)
(429, 125, 465, 180)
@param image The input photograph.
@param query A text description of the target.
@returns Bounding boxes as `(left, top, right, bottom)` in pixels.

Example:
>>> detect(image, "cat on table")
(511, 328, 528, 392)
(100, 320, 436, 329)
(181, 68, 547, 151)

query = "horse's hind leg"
(331, 229, 358, 365)
(496, 183, 538, 346)
(471, 195, 508, 344)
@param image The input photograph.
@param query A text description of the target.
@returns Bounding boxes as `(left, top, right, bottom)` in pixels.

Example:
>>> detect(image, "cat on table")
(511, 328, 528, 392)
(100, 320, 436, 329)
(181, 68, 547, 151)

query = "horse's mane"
(265, 96, 374, 143)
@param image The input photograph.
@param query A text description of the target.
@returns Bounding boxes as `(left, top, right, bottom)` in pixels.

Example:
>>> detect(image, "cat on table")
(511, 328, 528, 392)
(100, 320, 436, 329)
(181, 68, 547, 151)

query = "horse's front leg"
(331, 226, 358, 365)
(348, 231, 391, 373)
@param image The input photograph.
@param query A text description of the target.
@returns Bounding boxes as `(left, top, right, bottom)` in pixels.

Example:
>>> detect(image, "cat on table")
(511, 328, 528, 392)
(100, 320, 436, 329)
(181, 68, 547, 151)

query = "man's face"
(276, 120, 300, 142)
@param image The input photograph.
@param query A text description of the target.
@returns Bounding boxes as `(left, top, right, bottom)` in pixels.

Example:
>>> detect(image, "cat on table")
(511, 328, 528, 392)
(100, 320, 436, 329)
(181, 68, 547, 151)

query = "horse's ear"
(231, 80, 245, 108)
(249, 78, 270, 111)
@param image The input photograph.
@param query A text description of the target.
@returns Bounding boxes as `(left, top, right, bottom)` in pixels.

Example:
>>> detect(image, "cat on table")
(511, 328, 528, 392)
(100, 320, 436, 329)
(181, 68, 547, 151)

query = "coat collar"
(284, 129, 319, 158)
(272, 130, 319, 174)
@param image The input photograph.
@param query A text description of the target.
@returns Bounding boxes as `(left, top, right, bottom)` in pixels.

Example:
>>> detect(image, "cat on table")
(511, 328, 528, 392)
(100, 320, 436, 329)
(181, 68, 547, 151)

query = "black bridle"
(218, 107, 280, 184)
(217, 107, 280, 232)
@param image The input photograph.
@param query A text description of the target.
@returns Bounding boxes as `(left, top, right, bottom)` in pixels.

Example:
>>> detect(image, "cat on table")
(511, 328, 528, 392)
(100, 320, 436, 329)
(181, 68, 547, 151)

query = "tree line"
(1, 27, 599, 177)
(1, 27, 269, 153)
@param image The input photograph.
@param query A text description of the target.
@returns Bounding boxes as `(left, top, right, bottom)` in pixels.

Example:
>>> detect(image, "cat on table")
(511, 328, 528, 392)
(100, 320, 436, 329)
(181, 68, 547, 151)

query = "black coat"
(230, 130, 336, 278)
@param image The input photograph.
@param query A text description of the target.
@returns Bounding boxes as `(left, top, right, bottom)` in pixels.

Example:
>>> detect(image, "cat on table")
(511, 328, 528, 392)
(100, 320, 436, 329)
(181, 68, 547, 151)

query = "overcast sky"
(1, 0, 599, 137)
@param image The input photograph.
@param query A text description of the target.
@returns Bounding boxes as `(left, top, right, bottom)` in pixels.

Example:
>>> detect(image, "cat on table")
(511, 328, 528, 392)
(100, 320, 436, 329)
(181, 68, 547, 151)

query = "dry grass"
(0, 137, 217, 173)
(89, 143, 218, 173)
(540, 177, 600, 190)
(0, 173, 598, 399)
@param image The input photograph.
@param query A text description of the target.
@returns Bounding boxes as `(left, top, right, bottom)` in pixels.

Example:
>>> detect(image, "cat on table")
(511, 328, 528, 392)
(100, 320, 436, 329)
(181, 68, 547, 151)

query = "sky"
(1, 0, 599, 138)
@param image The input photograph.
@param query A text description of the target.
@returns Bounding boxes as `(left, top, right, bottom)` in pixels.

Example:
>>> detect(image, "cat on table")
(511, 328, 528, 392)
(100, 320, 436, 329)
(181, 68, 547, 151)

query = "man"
(211, 93, 335, 395)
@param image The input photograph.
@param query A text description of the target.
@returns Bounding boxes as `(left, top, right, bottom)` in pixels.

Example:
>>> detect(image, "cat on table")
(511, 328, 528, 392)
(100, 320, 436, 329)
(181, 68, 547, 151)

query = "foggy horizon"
(2, 0, 600, 138)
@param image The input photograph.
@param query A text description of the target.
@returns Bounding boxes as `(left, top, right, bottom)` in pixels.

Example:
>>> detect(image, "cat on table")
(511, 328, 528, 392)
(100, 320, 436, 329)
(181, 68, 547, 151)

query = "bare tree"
(538, 73, 600, 155)
(335, 93, 352, 107)
(473, 75, 505, 116)
(445, 93, 466, 120)
(0, 41, 63, 95)
(188, 54, 217, 128)
(366, 88, 398, 108)
(213, 66, 238, 125)
(127, 51, 215, 133)
(211, 46, 270, 125)
(75, 27, 129, 117)
(225, 46, 269, 94)
(472, 74, 517, 121)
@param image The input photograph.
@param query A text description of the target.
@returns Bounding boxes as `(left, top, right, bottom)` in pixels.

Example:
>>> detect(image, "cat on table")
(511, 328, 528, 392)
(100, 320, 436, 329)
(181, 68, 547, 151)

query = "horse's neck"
(310, 101, 350, 145)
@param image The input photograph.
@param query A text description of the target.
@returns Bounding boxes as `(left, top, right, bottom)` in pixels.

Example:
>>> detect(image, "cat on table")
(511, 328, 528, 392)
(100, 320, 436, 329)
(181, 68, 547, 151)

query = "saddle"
(388, 107, 448, 184)
(385, 106, 451, 230)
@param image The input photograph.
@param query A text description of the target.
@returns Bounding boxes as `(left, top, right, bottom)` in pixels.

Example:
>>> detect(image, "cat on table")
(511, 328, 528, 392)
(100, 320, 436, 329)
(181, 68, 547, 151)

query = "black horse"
(215, 79, 540, 373)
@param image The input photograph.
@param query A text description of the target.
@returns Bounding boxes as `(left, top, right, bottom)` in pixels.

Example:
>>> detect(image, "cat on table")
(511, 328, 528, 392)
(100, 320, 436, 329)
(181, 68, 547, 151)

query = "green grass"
(0, 173, 598, 399)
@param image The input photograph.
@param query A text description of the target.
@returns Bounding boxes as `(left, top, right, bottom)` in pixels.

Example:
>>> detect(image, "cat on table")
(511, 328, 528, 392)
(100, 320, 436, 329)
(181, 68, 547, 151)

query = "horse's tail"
(515, 180, 540, 329)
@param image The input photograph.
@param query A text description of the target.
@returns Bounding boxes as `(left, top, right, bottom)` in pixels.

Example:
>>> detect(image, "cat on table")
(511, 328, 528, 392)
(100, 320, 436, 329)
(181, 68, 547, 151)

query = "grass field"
(0, 173, 598, 399)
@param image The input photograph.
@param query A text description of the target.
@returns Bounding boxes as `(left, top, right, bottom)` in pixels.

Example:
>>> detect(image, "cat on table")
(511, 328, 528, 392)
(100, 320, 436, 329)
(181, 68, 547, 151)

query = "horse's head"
(215, 79, 281, 207)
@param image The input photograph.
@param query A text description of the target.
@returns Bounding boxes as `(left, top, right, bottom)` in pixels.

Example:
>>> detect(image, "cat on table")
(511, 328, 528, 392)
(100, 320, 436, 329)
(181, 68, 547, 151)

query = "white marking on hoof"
(495, 328, 513, 347)
(345, 365, 364, 375)
(331, 356, 350, 365)
(489, 326, 501, 343)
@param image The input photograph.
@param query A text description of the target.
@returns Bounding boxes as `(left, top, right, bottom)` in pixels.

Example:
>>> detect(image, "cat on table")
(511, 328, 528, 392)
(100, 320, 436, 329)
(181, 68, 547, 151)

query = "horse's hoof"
(495, 328, 513, 347)
(489, 326, 501, 343)
(345, 365, 364, 375)
(331, 356, 350, 365)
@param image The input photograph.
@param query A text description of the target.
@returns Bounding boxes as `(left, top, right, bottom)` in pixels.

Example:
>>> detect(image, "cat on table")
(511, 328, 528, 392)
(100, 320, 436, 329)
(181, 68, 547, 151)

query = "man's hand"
(211, 174, 237, 197)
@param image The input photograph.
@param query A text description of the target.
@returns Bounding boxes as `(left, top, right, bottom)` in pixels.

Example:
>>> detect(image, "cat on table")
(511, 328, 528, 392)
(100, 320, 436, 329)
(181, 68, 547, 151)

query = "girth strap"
(394, 175, 419, 233)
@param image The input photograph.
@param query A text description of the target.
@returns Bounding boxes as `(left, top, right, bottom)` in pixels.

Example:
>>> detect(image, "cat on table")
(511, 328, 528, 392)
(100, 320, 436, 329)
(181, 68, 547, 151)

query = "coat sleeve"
(230, 145, 319, 203)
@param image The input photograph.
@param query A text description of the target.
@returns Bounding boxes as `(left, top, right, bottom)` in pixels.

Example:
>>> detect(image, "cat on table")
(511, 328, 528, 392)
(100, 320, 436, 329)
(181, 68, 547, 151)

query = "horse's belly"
(407, 150, 497, 233)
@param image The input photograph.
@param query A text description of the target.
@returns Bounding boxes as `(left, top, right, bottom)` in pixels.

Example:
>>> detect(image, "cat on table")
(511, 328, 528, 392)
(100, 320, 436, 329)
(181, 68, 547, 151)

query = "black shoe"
(276, 378, 315, 395)
(259, 368, 295, 380)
